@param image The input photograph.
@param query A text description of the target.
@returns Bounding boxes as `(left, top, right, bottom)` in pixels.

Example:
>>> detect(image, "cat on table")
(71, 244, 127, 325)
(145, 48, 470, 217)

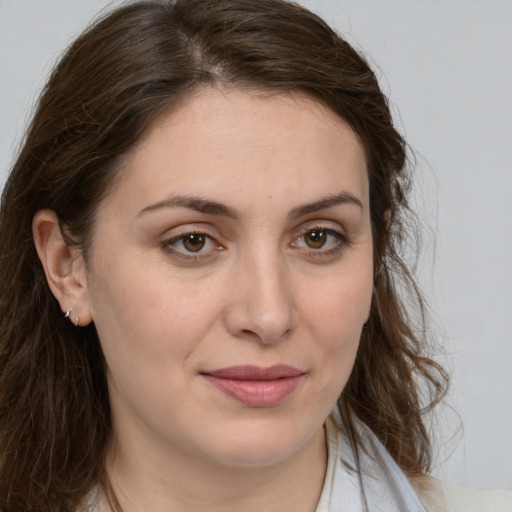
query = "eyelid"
(290, 224, 352, 259)
(293, 220, 348, 241)
(159, 222, 223, 244)
(160, 227, 224, 261)
(293, 225, 348, 246)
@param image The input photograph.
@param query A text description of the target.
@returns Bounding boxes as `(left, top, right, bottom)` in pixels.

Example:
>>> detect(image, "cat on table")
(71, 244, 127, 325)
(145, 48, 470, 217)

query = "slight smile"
(201, 365, 305, 407)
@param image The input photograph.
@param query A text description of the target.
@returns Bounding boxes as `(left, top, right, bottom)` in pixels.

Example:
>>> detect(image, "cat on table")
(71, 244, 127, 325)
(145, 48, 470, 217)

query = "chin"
(210, 442, 300, 468)
(200, 419, 319, 469)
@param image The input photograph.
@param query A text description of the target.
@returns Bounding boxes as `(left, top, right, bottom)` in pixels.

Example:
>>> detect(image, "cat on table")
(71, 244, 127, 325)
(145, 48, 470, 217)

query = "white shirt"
(316, 414, 512, 512)
(315, 415, 427, 511)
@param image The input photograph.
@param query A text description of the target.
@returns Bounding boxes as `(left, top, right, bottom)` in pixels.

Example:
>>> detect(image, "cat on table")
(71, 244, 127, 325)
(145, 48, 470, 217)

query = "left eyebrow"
(288, 192, 363, 219)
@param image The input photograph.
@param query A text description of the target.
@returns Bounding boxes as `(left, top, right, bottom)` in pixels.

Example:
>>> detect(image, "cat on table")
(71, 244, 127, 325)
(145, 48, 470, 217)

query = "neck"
(104, 424, 327, 512)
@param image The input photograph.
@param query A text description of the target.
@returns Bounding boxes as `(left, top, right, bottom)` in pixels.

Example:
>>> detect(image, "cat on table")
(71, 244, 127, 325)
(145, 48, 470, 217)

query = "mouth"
(201, 365, 304, 407)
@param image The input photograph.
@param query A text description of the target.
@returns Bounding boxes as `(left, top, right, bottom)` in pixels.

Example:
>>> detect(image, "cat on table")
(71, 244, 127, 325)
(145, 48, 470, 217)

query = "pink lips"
(202, 365, 304, 407)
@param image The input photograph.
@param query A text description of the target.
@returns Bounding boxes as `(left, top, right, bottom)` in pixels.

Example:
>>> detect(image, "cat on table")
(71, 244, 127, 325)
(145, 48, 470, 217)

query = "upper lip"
(202, 365, 303, 380)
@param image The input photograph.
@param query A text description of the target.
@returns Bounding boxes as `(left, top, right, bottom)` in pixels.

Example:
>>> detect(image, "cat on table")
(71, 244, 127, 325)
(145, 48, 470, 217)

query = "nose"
(223, 248, 297, 344)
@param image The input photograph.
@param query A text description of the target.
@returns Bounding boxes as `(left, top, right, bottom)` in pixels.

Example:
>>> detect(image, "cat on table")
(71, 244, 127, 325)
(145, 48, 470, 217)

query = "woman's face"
(83, 89, 373, 468)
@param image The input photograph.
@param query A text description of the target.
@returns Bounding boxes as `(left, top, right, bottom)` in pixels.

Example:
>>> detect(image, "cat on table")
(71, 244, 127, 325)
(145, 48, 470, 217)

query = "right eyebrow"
(137, 195, 240, 220)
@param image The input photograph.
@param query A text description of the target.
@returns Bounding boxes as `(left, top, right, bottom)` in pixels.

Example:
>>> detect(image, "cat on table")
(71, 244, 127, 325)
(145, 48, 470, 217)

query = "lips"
(201, 365, 304, 407)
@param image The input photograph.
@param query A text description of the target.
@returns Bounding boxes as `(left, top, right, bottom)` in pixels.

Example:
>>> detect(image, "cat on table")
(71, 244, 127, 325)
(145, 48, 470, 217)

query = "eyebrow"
(287, 192, 363, 219)
(137, 195, 240, 219)
(137, 191, 363, 220)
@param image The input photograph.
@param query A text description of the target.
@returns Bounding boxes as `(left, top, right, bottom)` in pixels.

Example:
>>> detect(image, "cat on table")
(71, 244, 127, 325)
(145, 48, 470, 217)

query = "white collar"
(315, 413, 427, 512)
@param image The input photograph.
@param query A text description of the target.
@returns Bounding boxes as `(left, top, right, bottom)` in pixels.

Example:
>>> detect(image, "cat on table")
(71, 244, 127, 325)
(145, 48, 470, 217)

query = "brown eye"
(291, 227, 348, 257)
(182, 233, 207, 252)
(304, 229, 327, 249)
(162, 231, 219, 259)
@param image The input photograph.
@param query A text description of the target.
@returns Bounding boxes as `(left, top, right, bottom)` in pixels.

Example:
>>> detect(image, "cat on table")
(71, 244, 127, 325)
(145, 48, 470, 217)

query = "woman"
(0, 1, 510, 511)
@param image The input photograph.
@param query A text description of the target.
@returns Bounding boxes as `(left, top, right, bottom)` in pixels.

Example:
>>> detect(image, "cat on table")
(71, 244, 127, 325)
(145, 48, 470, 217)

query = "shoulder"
(411, 476, 512, 512)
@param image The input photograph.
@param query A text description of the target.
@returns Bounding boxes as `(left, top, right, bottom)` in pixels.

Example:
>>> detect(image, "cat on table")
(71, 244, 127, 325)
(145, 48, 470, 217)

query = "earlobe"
(32, 209, 93, 326)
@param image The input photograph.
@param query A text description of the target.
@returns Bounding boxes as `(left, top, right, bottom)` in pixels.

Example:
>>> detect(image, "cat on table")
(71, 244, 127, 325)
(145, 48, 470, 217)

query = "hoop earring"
(64, 310, 79, 326)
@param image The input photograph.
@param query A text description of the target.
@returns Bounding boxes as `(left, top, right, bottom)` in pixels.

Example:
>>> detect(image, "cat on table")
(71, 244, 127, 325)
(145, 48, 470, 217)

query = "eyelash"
(160, 225, 351, 262)
(161, 231, 221, 261)
(291, 225, 351, 260)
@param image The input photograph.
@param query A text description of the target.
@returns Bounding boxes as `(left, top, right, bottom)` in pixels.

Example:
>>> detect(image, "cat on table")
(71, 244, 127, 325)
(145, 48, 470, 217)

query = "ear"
(32, 209, 93, 326)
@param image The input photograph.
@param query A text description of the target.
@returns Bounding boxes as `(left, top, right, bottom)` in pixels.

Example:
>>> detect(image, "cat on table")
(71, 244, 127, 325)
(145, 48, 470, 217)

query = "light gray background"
(1, 0, 511, 490)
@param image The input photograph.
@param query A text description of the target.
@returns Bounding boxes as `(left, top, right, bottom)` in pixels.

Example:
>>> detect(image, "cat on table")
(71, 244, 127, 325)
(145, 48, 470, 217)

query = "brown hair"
(0, 0, 447, 510)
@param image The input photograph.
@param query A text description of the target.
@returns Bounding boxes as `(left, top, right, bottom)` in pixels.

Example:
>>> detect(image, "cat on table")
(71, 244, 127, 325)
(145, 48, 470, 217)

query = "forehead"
(105, 88, 369, 216)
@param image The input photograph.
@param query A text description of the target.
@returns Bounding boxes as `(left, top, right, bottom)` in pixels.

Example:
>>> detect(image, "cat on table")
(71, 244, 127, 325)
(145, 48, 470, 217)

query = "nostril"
(240, 329, 260, 339)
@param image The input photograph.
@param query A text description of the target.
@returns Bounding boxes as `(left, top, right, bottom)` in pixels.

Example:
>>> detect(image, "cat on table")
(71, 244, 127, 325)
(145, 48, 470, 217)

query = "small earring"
(64, 310, 79, 326)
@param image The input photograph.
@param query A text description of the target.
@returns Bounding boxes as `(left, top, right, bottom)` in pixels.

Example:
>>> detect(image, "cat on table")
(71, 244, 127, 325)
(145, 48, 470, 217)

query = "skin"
(34, 89, 373, 511)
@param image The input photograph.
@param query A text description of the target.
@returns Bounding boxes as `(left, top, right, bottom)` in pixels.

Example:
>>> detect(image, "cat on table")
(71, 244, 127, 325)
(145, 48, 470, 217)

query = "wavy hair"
(0, 0, 447, 510)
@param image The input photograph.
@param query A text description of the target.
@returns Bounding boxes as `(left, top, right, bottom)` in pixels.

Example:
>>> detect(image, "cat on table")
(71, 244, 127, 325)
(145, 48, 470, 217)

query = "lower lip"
(203, 375, 303, 407)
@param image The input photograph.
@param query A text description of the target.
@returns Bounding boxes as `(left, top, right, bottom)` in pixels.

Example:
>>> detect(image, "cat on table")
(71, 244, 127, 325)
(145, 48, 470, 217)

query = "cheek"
(299, 258, 373, 376)
(304, 261, 373, 333)
(87, 255, 227, 368)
